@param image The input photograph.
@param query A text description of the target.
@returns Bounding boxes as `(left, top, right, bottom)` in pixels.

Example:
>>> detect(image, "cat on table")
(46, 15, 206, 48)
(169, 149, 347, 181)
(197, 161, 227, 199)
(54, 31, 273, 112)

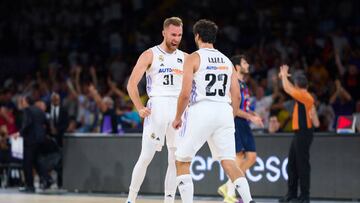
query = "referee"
(278, 65, 316, 203)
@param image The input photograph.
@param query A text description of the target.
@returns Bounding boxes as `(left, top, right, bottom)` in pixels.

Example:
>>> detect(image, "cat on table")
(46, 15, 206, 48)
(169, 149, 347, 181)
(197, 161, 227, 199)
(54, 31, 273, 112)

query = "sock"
(176, 174, 194, 203)
(226, 178, 236, 197)
(164, 192, 175, 203)
(234, 177, 253, 203)
(126, 189, 137, 202)
(164, 148, 177, 203)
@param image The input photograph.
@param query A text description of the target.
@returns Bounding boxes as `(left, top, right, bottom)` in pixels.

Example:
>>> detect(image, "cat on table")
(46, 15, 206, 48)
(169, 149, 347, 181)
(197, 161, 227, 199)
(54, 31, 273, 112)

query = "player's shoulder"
(177, 49, 189, 56)
(181, 51, 200, 65)
(136, 48, 154, 65)
(188, 51, 200, 59)
(141, 48, 154, 58)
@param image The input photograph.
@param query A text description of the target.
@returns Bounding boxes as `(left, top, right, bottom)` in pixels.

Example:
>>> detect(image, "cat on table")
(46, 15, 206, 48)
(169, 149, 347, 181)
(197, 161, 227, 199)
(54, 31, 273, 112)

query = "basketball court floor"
(0, 189, 358, 203)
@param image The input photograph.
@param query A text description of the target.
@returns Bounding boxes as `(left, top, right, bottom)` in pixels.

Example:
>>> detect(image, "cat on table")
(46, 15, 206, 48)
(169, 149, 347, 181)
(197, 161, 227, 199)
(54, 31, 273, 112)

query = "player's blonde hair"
(163, 17, 183, 28)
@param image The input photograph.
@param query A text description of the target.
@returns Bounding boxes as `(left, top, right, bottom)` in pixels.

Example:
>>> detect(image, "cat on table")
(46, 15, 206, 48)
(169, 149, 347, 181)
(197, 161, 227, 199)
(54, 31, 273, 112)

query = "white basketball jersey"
(146, 46, 185, 97)
(190, 48, 233, 105)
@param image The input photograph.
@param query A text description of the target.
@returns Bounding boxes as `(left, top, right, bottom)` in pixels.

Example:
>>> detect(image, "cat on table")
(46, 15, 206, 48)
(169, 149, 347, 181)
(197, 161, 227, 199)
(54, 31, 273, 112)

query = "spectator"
(48, 92, 69, 148)
(88, 85, 118, 134)
(268, 115, 281, 134)
(0, 105, 17, 135)
(354, 100, 360, 132)
(251, 75, 280, 130)
(117, 98, 142, 133)
(0, 125, 10, 168)
(329, 79, 354, 127)
(108, 54, 128, 86)
(47, 92, 69, 188)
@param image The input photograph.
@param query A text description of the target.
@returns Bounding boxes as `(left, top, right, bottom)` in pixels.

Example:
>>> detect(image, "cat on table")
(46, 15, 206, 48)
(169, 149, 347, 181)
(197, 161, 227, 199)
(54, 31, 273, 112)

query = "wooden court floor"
(0, 192, 358, 203)
(0, 193, 219, 203)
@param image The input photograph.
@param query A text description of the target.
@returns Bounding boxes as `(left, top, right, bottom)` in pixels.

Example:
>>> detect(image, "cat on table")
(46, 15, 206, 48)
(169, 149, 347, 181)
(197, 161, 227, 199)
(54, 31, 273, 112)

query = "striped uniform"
(235, 80, 256, 152)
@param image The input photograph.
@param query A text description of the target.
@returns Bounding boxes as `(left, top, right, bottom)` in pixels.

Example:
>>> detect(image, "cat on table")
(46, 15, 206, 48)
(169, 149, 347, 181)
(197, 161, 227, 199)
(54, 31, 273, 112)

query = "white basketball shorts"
(142, 96, 178, 151)
(175, 101, 236, 162)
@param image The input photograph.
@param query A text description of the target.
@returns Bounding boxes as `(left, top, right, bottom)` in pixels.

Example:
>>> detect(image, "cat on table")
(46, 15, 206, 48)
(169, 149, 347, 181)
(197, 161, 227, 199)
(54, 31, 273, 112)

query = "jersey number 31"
(163, 74, 174, 85)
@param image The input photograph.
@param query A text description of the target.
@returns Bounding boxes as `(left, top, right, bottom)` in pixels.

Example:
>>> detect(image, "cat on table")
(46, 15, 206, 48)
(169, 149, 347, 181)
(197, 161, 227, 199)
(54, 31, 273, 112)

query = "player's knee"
(168, 156, 176, 165)
(138, 154, 153, 166)
(246, 152, 257, 165)
(220, 159, 236, 173)
(167, 148, 176, 163)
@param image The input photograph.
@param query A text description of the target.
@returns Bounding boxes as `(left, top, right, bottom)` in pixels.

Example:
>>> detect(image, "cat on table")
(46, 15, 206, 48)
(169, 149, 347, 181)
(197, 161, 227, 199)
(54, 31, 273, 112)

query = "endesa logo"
(158, 68, 183, 75)
(190, 155, 288, 182)
(206, 66, 229, 70)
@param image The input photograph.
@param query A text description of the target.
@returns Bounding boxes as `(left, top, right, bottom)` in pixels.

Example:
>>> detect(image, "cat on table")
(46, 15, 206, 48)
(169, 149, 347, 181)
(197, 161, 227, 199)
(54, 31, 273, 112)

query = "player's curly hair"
(193, 19, 218, 44)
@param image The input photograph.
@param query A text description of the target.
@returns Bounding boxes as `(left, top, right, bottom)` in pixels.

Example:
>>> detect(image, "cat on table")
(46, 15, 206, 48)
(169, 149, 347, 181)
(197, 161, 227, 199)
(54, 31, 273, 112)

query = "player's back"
(146, 46, 185, 97)
(190, 48, 233, 105)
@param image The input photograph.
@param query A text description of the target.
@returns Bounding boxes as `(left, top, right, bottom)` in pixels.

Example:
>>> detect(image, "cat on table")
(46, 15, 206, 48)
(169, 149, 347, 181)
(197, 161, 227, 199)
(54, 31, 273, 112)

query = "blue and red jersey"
(239, 80, 254, 112)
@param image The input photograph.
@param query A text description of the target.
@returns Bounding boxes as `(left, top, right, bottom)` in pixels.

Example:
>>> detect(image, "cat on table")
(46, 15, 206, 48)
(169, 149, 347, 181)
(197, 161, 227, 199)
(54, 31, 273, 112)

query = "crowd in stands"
(0, 0, 359, 138)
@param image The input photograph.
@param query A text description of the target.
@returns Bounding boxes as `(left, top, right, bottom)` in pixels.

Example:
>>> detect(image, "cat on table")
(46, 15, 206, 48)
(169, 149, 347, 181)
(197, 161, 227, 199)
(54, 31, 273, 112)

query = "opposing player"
(172, 19, 255, 203)
(126, 17, 187, 203)
(218, 55, 264, 203)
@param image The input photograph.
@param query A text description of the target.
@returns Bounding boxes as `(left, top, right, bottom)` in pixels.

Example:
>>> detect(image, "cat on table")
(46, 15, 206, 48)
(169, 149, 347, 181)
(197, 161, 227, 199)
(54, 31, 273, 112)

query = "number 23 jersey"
(146, 45, 185, 97)
(190, 48, 233, 105)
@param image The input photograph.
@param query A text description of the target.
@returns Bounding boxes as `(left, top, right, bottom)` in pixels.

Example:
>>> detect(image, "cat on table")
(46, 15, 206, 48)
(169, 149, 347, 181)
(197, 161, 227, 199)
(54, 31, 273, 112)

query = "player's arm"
(172, 52, 199, 129)
(127, 49, 153, 118)
(236, 108, 264, 127)
(232, 78, 263, 127)
(230, 67, 240, 117)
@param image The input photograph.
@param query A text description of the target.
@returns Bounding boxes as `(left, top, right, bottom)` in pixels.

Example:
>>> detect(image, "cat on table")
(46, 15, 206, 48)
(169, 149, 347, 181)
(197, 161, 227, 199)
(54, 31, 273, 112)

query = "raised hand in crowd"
(329, 79, 352, 104)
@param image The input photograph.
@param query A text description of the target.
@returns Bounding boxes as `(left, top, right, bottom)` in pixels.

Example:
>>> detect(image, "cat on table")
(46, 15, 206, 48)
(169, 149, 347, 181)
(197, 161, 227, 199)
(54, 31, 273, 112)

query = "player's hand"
(172, 118, 182, 129)
(250, 115, 264, 128)
(138, 107, 151, 118)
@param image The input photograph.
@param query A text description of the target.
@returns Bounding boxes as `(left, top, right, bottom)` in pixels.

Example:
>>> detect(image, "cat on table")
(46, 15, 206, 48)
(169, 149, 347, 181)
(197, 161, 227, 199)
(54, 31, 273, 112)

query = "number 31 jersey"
(146, 45, 185, 97)
(190, 48, 233, 105)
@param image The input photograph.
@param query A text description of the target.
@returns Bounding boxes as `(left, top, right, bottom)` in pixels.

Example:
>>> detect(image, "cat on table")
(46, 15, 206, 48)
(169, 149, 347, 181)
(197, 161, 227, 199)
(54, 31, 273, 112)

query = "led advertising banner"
(63, 134, 360, 199)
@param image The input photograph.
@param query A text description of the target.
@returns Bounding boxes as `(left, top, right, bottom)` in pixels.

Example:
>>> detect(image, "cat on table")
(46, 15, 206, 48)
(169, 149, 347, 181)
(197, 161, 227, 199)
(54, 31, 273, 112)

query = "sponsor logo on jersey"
(206, 66, 229, 70)
(177, 58, 183, 63)
(158, 68, 183, 75)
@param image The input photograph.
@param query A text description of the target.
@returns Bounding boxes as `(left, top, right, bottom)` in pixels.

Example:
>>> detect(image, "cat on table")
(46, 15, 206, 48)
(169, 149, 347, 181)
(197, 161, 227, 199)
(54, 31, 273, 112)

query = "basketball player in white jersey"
(126, 17, 187, 203)
(172, 19, 256, 203)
